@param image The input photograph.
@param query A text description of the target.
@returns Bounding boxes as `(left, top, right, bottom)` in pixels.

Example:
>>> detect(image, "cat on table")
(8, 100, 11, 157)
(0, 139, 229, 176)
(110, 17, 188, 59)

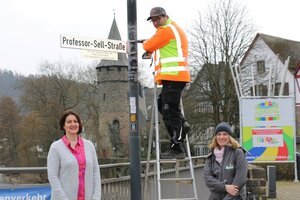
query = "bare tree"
(0, 96, 21, 166)
(16, 112, 46, 166)
(189, 0, 255, 73)
(18, 61, 100, 154)
(75, 66, 102, 153)
(185, 0, 256, 140)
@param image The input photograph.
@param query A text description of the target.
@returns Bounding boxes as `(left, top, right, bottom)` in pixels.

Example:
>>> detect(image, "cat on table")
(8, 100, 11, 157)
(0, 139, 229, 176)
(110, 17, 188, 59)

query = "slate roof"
(242, 33, 300, 73)
(96, 17, 128, 68)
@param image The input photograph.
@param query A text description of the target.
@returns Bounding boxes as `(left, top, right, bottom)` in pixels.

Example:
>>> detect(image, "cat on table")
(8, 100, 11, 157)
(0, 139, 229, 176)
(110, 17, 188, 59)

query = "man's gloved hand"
(136, 39, 146, 43)
(142, 52, 152, 59)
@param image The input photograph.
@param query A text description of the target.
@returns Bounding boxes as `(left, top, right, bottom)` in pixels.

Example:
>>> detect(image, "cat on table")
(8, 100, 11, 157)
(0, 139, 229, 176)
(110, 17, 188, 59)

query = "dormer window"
(257, 60, 265, 74)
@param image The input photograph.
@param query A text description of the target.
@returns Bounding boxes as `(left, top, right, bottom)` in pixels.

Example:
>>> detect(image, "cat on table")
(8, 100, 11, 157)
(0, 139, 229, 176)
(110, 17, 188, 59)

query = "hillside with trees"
(0, 69, 23, 103)
(0, 63, 101, 167)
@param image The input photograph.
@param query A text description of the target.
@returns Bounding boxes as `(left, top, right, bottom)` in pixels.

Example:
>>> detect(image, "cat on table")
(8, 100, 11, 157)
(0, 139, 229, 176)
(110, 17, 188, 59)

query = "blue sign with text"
(0, 186, 51, 200)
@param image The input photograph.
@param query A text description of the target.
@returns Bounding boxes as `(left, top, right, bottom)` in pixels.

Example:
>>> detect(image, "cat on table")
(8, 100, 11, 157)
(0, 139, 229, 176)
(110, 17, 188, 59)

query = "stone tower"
(96, 17, 129, 159)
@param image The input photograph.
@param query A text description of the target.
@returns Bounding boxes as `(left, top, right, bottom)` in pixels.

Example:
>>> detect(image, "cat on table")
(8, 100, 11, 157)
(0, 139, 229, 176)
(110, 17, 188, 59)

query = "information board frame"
(240, 96, 296, 163)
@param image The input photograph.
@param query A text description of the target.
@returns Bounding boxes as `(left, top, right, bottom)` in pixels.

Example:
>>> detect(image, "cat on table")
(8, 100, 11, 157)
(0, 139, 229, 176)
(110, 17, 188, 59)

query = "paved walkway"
(267, 181, 300, 200)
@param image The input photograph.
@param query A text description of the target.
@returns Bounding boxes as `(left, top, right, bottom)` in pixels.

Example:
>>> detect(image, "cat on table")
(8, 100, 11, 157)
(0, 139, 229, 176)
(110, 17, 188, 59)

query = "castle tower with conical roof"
(96, 17, 129, 160)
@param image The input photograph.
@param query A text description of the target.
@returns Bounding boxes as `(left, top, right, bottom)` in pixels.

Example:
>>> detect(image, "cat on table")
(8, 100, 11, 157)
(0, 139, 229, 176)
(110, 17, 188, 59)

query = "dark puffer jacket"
(204, 145, 248, 200)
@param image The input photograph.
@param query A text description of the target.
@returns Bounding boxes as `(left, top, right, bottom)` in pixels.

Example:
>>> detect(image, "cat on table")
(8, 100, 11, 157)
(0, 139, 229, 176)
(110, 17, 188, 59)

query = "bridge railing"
(0, 156, 208, 199)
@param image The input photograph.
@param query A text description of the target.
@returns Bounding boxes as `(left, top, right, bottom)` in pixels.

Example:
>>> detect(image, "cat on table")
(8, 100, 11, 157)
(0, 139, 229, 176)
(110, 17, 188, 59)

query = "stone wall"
(247, 164, 267, 200)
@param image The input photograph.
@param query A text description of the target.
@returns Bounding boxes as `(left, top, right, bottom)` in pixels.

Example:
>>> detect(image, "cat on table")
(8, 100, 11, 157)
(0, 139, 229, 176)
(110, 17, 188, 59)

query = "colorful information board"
(240, 97, 296, 162)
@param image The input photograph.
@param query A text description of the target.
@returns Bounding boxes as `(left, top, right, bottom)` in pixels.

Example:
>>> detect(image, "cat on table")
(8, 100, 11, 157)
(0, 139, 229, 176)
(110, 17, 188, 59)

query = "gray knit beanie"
(215, 122, 232, 135)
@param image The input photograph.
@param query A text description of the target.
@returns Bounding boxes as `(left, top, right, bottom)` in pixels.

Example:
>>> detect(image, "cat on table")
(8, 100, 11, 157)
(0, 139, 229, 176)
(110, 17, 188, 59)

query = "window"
(103, 150, 108, 158)
(274, 82, 289, 96)
(257, 60, 265, 74)
(257, 84, 267, 96)
(250, 85, 264, 96)
(194, 101, 213, 113)
(112, 120, 120, 133)
(103, 93, 106, 101)
(106, 66, 113, 73)
(202, 82, 210, 91)
(250, 83, 289, 96)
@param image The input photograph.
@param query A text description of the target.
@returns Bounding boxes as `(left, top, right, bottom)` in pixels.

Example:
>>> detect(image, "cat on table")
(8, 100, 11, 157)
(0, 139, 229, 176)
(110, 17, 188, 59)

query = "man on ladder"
(142, 6, 191, 159)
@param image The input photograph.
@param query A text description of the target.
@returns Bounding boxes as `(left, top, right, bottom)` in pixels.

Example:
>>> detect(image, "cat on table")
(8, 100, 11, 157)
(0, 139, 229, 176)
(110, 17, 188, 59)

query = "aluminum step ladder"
(143, 82, 198, 200)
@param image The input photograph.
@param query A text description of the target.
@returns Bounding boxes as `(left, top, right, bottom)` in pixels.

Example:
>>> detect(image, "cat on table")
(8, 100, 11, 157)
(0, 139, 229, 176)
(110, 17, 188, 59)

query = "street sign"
(81, 50, 118, 60)
(60, 34, 126, 53)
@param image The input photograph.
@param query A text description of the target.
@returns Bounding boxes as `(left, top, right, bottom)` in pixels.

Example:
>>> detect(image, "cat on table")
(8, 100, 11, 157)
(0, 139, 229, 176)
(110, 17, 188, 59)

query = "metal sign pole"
(127, 0, 142, 199)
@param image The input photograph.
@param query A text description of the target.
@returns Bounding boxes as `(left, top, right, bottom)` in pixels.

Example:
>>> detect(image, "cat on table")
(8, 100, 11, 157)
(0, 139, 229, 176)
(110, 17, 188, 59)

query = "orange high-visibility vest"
(143, 19, 190, 85)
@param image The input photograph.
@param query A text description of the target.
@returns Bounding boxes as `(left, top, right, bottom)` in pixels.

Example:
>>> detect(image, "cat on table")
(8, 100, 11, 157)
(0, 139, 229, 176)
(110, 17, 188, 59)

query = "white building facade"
(240, 33, 300, 151)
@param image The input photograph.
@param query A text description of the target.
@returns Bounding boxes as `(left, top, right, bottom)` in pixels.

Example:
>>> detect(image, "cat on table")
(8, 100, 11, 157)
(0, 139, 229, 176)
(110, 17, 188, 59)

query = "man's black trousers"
(157, 81, 187, 148)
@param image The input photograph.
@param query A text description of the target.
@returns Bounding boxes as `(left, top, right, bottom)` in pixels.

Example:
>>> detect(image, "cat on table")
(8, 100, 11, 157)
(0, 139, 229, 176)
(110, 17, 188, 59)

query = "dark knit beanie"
(215, 122, 232, 135)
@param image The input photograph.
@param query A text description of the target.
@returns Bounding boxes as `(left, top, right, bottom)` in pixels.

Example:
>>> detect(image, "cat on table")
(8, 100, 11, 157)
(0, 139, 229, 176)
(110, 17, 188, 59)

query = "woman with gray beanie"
(204, 122, 248, 200)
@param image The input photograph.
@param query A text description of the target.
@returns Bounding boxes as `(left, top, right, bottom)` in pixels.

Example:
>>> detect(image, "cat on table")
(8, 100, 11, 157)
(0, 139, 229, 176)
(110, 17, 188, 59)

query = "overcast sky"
(0, 0, 299, 75)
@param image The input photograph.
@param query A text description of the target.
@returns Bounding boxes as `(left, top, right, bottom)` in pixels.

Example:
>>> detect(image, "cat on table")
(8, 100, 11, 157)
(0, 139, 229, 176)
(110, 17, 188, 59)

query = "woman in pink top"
(47, 110, 101, 200)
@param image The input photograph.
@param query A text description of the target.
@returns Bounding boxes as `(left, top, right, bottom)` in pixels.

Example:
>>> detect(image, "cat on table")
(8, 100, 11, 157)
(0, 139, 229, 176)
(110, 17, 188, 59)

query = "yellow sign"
(130, 114, 136, 122)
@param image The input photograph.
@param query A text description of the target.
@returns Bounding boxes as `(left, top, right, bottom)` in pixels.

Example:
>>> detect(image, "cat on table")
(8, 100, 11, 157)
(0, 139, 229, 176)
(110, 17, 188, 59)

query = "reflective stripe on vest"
(169, 23, 183, 58)
(155, 50, 160, 66)
(155, 23, 186, 73)
(161, 57, 186, 63)
(155, 57, 186, 66)
(158, 66, 188, 73)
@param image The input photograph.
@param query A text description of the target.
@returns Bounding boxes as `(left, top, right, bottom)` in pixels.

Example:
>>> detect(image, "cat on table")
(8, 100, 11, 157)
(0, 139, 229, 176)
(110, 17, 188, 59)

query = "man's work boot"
(160, 149, 186, 159)
(182, 121, 191, 136)
(173, 121, 190, 143)
(177, 141, 187, 155)
(160, 142, 186, 159)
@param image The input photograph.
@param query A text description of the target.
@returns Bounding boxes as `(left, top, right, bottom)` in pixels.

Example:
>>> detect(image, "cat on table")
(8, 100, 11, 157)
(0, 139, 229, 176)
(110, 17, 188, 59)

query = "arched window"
(112, 120, 120, 134)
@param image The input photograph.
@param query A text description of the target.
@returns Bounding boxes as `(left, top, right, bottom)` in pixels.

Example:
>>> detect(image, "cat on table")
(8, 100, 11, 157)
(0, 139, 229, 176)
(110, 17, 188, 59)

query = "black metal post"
(127, 0, 142, 199)
(267, 165, 277, 198)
